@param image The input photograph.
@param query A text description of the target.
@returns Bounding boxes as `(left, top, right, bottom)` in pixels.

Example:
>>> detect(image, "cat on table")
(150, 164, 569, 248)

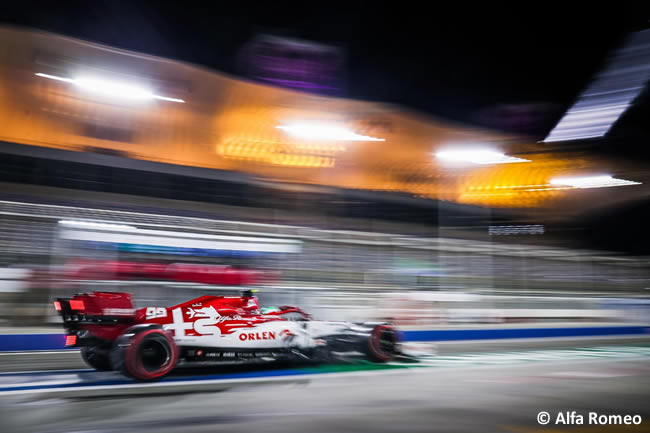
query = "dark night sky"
(1, 2, 649, 137)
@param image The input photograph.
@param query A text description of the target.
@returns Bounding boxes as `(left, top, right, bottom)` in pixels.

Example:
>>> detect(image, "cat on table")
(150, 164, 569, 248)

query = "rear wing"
(53, 292, 136, 345)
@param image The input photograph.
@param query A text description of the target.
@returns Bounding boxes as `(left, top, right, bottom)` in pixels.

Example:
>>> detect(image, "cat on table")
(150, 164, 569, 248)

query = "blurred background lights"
(489, 225, 545, 235)
(435, 149, 530, 164)
(35, 72, 185, 103)
(58, 220, 137, 231)
(276, 122, 385, 141)
(550, 175, 642, 189)
(34, 72, 74, 83)
(74, 76, 155, 100)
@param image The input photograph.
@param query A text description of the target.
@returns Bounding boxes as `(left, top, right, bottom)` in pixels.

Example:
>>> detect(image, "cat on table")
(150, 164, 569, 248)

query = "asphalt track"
(1, 341, 649, 433)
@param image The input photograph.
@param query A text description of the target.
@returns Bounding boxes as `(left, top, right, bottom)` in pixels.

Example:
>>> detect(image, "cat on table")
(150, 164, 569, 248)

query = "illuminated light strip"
(543, 29, 650, 142)
(58, 220, 137, 231)
(461, 192, 518, 197)
(35, 73, 185, 103)
(35, 73, 74, 83)
(469, 184, 550, 190)
(494, 184, 550, 189)
(524, 187, 572, 191)
(435, 149, 530, 165)
(276, 123, 385, 141)
(550, 175, 642, 189)
(59, 229, 301, 253)
(74, 77, 152, 100)
(543, 105, 630, 142)
(153, 95, 186, 103)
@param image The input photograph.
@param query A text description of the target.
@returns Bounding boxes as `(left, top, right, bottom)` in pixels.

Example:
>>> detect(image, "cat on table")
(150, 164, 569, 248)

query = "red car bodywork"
(55, 291, 398, 381)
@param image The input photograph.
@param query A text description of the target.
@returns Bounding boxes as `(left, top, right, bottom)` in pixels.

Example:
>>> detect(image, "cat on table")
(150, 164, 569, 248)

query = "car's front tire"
(365, 324, 399, 362)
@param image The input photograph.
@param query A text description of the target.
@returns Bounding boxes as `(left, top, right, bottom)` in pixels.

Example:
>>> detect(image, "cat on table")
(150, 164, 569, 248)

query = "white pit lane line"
(0, 369, 93, 376)
(0, 368, 420, 399)
(0, 350, 80, 356)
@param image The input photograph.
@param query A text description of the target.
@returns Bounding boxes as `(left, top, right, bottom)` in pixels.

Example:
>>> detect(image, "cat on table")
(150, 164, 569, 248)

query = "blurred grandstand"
(0, 195, 648, 327)
(0, 25, 648, 329)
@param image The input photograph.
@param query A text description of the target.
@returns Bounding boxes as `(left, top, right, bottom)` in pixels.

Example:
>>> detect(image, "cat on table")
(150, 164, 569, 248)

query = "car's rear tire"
(365, 324, 398, 362)
(111, 327, 178, 381)
(81, 346, 112, 371)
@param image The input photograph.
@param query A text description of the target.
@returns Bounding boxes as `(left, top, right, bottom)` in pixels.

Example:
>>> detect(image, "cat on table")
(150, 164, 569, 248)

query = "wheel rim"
(370, 325, 397, 360)
(139, 338, 171, 372)
(378, 328, 396, 354)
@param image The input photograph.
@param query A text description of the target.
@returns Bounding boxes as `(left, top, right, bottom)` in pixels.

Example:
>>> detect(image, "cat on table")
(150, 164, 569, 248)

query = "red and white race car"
(54, 290, 400, 380)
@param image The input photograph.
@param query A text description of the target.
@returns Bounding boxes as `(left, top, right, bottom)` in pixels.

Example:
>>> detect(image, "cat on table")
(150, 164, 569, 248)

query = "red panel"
(69, 300, 85, 310)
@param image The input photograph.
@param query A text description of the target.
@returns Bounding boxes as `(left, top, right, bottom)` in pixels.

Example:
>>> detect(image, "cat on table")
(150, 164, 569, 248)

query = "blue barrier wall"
(0, 326, 648, 351)
(0, 334, 70, 351)
(401, 326, 650, 342)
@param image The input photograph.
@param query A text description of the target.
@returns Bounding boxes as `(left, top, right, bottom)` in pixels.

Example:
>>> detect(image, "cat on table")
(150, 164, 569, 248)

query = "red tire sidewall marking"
(124, 329, 177, 380)
(369, 325, 395, 362)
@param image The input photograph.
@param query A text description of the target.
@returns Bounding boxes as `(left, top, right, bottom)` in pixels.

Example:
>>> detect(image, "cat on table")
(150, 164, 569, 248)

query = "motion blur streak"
(549, 175, 642, 188)
(276, 123, 385, 141)
(435, 149, 530, 164)
(58, 220, 137, 231)
(544, 29, 650, 142)
(35, 72, 186, 103)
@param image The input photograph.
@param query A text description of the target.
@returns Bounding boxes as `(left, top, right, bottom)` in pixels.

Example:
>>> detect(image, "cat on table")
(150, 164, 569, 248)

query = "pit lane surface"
(1, 344, 649, 432)
(2, 336, 649, 373)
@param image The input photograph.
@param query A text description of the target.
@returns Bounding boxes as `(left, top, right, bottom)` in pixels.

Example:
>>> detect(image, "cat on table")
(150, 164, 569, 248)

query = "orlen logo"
(239, 331, 276, 341)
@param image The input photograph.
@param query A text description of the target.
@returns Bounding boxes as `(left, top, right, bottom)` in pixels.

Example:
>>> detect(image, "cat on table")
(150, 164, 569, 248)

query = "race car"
(53, 290, 400, 380)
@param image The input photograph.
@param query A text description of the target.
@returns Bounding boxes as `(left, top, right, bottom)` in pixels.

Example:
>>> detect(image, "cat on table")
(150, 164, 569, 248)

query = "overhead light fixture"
(35, 73, 185, 103)
(276, 123, 385, 141)
(74, 77, 154, 101)
(435, 149, 530, 164)
(58, 220, 137, 231)
(550, 175, 641, 189)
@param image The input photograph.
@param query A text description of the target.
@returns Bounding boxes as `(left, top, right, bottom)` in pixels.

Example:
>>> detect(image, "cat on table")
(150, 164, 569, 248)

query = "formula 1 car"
(53, 290, 400, 380)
